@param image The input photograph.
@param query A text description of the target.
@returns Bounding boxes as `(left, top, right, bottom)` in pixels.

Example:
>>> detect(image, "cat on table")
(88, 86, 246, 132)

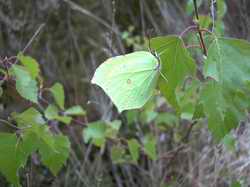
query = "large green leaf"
(202, 37, 250, 140)
(12, 108, 71, 176)
(151, 36, 196, 111)
(0, 133, 23, 185)
(10, 65, 38, 103)
(0, 132, 37, 186)
(91, 51, 159, 112)
(38, 134, 70, 175)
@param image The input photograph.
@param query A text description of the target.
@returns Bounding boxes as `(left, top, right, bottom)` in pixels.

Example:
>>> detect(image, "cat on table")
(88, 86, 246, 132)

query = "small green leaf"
(111, 146, 126, 164)
(143, 135, 157, 160)
(105, 120, 121, 138)
(12, 107, 45, 127)
(128, 139, 140, 162)
(10, 65, 38, 103)
(45, 105, 59, 120)
(17, 53, 40, 79)
(222, 134, 236, 151)
(155, 113, 179, 127)
(230, 181, 241, 187)
(64, 105, 86, 116)
(56, 116, 72, 125)
(45, 105, 72, 125)
(50, 83, 65, 109)
(83, 121, 106, 147)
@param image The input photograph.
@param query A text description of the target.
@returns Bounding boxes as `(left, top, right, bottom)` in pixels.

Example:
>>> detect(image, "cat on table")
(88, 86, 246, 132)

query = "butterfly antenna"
(146, 32, 153, 53)
(160, 71, 168, 83)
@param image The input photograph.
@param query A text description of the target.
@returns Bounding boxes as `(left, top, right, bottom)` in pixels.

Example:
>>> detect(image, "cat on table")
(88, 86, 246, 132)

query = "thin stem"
(193, 0, 208, 56)
(0, 119, 19, 130)
(193, 0, 199, 20)
(22, 23, 45, 54)
(180, 25, 197, 37)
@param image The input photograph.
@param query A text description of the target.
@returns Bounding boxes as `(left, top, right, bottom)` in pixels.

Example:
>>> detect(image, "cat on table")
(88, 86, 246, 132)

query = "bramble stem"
(193, 0, 207, 56)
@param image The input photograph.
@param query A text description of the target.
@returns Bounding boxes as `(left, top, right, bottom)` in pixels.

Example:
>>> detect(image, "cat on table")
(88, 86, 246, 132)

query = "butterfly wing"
(91, 51, 159, 112)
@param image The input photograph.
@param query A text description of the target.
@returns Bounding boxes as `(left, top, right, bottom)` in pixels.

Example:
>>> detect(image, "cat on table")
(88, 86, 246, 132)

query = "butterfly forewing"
(91, 51, 159, 112)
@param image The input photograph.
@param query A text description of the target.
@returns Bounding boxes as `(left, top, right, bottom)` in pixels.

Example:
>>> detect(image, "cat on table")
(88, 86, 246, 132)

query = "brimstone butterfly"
(91, 51, 164, 113)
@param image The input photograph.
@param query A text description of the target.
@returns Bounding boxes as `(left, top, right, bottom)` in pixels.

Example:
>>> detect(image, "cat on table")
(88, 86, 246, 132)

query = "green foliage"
(50, 83, 65, 109)
(202, 37, 250, 140)
(83, 120, 121, 147)
(0, 133, 30, 186)
(45, 105, 72, 125)
(0, 53, 87, 185)
(17, 53, 40, 79)
(10, 64, 38, 103)
(111, 145, 126, 164)
(64, 105, 86, 116)
(0, 1, 249, 185)
(151, 36, 196, 112)
(91, 51, 159, 112)
(128, 139, 140, 162)
(143, 135, 157, 161)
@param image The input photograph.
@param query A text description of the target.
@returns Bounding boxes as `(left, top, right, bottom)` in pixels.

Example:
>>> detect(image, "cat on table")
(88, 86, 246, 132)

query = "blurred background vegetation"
(1, 0, 250, 186)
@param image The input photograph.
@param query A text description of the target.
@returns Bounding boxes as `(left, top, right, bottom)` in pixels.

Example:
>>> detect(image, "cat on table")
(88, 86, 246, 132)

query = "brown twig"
(193, 0, 207, 56)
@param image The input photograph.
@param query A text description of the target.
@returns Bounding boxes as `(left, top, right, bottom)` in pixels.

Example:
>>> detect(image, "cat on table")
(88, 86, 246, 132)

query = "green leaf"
(0, 133, 22, 185)
(222, 134, 236, 151)
(143, 135, 157, 160)
(50, 83, 65, 109)
(128, 139, 140, 162)
(198, 15, 212, 29)
(64, 105, 86, 116)
(151, 36, 196, 112)
(12, 107, 45, 127)
(202, 37, 250, 140)
(0, 132, 37, 186)
(17, 53, 40, 79)
(177, 79, 201, 120)
(105, 120, 121, 139)
(45, 105, 59, 120)
(230, 181, 241, 187)
(91, 51, 159, 112)
(39, 134, 70, 175)
(83, 121, 106, 147)
(155, 113, 179, 127)
(45, 105, 72, 125)
(56, 116, 72, 125)
(111, 146, 126, 164)
(8, 108, 70, 180)
(24, 124, 70, 175)
(10, 65, 38, 103)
